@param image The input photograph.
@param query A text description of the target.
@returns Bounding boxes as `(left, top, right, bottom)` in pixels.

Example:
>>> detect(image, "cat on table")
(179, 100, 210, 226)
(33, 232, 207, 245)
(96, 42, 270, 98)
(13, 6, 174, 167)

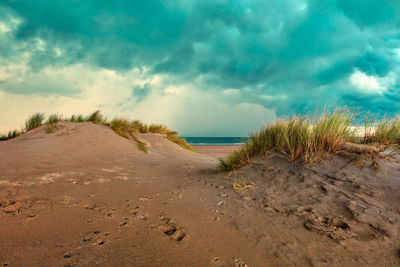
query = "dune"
(1, 121, 400, 266)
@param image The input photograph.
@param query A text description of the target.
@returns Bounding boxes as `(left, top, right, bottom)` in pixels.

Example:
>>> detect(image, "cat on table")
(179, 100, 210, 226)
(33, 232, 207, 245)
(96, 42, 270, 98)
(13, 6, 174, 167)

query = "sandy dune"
(1, 122, 400, 266)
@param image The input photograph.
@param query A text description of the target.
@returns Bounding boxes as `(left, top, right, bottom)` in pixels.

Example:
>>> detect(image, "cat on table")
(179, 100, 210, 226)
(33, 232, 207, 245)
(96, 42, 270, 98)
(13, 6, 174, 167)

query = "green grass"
(87, 110, 104, 124)
(69, 114, 86, 122)
(219, 109, 356, 170)
(25, 113, 45, 131)
(0, 130, 21, 141)
(46, 114, 63, 133)
(47, 114, 63, 125)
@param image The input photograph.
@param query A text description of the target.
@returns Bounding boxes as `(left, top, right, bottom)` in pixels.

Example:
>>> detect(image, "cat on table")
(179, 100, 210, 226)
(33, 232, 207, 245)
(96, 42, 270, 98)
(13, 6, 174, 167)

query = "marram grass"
(0, 130, 21, 141)
(219, 109, 369, 171)
(69, 114, 86, 122)
(47, 114, 63, 125)
(25, 113, 45, 131)
(110, 117, 193, 152)
(363, 115, 400, 145)
(87, 110, 104, 124)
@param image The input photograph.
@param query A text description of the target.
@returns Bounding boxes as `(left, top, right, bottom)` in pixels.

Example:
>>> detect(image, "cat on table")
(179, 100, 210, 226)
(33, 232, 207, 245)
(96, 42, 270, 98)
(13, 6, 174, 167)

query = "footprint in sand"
(304, 215, 352, 240)
(286, 205, 354, 240)
(82, 230, 107, 246)
(157, 215, 186, 241)
(346, 200, 397, 237)
(84, 202, 108, 212)
(1, 196, 49, 216)
(63, 251, 73, 259)
(119, 217, 130, 227)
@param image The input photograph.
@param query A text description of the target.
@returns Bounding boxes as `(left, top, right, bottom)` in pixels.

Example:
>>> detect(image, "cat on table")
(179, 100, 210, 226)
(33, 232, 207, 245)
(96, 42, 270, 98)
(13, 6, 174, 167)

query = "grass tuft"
(110, 118, 138, 139)
(0, 130, 21, 141)
(148, 124, 169, 133)
(69, 114, 86, 122)
(167, 131, 194, 151)
(364, 116, 400, 145)
(110, 118, 148, 152)
(47, 114, 62, 124)
(25, 113, 45, 131)
(45, 114, 63, 133)
(110, 118, 192, 151)
(87, 110, 104, 124)
(219, 109, 356, 170)
(136, 140, 148, 152)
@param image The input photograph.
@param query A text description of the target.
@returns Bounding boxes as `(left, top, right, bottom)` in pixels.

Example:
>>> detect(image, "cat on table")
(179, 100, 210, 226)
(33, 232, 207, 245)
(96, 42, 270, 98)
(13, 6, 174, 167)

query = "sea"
(182, 137, 247, 146)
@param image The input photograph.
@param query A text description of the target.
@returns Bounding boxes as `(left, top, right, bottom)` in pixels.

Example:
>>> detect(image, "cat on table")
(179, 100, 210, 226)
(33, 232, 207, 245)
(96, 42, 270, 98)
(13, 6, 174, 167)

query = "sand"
(1, 122, 400, 266)
(193, 145, 242, 159)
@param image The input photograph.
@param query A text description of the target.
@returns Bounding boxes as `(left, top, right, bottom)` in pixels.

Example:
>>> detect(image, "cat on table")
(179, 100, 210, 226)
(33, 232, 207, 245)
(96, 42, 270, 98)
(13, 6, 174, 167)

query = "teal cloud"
(1, 0, 400, 115)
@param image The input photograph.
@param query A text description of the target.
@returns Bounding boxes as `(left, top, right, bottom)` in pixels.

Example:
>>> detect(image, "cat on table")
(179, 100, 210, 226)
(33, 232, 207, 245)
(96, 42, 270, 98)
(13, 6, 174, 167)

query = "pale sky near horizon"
(1, 1, 399, 136)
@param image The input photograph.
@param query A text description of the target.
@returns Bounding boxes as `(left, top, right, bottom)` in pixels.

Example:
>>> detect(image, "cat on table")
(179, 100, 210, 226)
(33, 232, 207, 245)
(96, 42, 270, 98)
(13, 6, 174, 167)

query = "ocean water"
(182, 137, 247, 146)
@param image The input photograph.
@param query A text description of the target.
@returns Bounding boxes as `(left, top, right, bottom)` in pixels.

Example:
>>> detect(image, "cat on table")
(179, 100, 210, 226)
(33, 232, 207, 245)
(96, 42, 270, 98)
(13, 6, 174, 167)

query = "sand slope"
(1, 122, 400, 266)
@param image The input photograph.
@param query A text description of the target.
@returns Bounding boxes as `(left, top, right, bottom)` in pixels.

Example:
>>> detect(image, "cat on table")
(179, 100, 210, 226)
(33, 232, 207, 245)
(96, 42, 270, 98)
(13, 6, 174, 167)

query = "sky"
(1, 0, 400, 136)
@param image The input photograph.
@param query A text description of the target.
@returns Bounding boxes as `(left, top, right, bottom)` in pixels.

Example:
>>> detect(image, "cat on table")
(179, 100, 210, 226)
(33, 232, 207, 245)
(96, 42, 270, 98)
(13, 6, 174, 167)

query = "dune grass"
(45, 114, 63, 133)
(363, 116, 400, 145)
(69, 114, 86, 122)
(87, 110, 104, 124)
(47, 114, 63, 124)
(25, 113, 45, 131)
(148, 124, 169, 133)
(0, 130, 21, 141)
(110, 118, 138, 138)
(109, 118, 147, 151)
(166, 132, 194, 151)
(137, 123, 194, 151)
(110, 117, 192, 152)
(219, 109, 358, 170)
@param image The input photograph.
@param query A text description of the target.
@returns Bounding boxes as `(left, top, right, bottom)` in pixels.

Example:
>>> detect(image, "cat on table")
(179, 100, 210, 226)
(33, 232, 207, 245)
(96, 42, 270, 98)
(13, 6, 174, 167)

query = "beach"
(192, 145, 242, 158)
(1, 122, 400, 266)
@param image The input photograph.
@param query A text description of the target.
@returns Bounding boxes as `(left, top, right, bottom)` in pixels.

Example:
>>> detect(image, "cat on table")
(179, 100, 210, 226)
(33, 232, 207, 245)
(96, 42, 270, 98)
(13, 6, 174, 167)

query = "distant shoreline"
(183, 137, 247, 146)
(190, 143, 244, 146)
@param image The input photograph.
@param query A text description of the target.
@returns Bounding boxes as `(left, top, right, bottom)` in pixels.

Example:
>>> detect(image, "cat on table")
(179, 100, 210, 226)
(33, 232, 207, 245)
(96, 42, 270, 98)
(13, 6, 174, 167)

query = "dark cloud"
(132, 83, 151, 102)
(1, 0, 400, 115)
